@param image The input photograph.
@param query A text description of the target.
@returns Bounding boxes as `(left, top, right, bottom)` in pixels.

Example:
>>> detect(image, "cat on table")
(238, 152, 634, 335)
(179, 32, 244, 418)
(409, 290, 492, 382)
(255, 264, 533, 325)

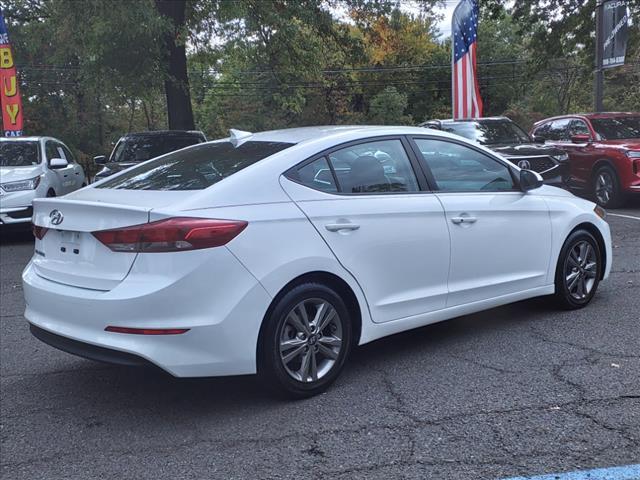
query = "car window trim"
(407, 135, 523, 193)
(284, 135, 432, 196)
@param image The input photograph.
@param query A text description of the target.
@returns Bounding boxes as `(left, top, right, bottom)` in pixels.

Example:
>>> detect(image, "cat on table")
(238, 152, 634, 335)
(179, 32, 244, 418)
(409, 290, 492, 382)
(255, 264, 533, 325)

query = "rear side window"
(97, 141, 293, 191)
(297, 157, 338, 193)
(290, 139, 420, 194)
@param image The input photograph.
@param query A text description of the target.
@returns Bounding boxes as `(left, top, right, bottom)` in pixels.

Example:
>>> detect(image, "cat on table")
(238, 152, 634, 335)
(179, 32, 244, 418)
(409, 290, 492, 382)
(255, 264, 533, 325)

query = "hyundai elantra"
(24, 126, 611, 397)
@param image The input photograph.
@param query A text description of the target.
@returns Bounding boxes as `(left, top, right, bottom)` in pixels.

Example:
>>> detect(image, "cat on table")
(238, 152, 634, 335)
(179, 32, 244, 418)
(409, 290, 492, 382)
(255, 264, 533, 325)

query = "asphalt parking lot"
(1, 203, 638, 480)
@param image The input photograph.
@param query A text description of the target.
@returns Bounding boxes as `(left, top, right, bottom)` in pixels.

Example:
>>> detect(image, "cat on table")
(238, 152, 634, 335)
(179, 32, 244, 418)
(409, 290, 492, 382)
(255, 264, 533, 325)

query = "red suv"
(531, 112, 640, 207)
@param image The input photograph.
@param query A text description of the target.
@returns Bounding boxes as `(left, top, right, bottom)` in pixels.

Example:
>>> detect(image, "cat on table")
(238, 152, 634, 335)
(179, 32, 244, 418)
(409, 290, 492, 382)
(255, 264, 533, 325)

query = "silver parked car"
(0, 137, 86, 226)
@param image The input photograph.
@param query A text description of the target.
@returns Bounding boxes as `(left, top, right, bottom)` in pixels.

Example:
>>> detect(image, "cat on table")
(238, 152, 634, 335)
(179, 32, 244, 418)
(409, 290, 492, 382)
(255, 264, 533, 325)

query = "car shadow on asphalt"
(19, 296, 560, 413)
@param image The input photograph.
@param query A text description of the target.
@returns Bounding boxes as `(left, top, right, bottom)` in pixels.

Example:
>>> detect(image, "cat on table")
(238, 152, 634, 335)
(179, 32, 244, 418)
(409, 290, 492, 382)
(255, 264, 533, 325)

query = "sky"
(434, 1, 458, 37)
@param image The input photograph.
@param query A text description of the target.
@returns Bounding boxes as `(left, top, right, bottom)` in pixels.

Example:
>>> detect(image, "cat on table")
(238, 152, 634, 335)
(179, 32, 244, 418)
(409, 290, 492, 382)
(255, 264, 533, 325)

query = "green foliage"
(368, 86, 411, 124)
(1, 0, 638, 152)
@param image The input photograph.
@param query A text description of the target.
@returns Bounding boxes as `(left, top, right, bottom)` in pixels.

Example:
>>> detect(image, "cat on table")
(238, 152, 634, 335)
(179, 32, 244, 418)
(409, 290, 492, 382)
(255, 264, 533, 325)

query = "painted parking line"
(608, 213, 640, 221)
(499, 464, 640, 480)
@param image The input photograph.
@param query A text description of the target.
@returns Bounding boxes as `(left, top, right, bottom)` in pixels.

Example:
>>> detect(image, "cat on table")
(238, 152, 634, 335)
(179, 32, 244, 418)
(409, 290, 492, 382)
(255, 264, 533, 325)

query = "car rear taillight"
(32, 224, 49, 240)
(92, 218, 248, 253)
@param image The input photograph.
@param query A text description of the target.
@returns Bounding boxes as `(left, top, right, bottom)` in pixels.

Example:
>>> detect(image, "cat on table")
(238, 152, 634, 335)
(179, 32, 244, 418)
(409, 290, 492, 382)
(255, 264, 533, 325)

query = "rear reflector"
(92, 217, 248, 253)
(105, 326, 190, 335)
(32, 224, 49, 240)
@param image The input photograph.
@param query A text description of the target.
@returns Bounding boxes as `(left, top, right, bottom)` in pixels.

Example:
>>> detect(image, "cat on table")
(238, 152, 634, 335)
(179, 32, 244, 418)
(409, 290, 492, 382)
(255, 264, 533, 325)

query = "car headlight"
(626, 151, 640, 159)
(594, 205, 606, 220)
(0, 176, 42, 192)
(553, 153, 569, 162)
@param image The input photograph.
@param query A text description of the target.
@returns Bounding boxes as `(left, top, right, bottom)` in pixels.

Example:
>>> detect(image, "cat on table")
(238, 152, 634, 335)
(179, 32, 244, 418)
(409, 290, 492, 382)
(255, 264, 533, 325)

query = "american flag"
(452, 0, 483, 119)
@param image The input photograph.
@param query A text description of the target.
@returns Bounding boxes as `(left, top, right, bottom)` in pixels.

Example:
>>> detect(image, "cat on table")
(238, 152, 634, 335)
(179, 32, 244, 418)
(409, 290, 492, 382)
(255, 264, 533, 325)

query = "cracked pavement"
(1, 204, 638, 480)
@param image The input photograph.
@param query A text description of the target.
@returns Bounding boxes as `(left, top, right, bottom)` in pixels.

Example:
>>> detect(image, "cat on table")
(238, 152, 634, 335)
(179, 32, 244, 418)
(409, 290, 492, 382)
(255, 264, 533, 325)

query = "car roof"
(426, 117, 510, 124)
(231, 125, 450, 145)
(122, 130, 205, 138)
(0, 136, 45, 141)
(535, 112, 639, 124)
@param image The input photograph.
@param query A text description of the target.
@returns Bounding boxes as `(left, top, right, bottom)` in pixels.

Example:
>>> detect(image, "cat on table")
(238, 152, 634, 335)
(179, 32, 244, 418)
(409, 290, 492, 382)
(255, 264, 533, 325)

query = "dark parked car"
(420, 117, 570, 187)
(93, 130, 207, 182)
(531, 112, 640, 208)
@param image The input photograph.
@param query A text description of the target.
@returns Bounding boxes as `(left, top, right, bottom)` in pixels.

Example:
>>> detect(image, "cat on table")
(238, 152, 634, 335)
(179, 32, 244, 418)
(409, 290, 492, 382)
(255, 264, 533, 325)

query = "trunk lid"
(31, 198, 152, 291)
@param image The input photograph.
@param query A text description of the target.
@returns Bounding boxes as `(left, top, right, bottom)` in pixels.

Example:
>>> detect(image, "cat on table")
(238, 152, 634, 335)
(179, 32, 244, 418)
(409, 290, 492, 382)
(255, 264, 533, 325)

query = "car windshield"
(590, 116, 640, 140)
(97, 141, 294, 191)
(441, 121, 530, 145)
(0, 141, 41, 167)
(110, 135, 204, 163)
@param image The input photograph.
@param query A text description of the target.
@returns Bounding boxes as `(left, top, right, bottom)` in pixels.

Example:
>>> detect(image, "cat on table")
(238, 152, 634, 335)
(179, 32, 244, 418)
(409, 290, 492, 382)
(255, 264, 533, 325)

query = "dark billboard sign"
(602, 0, 629, 69)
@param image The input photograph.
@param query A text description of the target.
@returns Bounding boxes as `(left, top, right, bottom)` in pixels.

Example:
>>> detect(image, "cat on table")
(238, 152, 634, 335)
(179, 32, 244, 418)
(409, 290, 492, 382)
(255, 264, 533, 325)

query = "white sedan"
(0, 137, 86, 226)
(23, 126, 611, 397)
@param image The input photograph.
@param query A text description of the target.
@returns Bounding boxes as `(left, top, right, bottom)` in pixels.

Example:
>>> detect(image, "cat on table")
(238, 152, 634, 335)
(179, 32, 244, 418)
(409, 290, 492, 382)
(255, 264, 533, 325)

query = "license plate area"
(58, 230, 82, 256)
(43, 229, 99, 263)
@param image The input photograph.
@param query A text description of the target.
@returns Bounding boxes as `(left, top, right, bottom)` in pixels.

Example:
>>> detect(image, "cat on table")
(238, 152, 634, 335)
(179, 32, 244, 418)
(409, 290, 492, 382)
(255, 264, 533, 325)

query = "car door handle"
(325, 223, 360, 232)
(451, 216, 477, 225)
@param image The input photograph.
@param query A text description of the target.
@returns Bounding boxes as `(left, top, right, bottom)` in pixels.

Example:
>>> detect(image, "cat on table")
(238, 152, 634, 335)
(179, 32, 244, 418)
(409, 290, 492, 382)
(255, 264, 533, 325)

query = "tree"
(368, 86, 411, 124)
(155, 0, 195, 130)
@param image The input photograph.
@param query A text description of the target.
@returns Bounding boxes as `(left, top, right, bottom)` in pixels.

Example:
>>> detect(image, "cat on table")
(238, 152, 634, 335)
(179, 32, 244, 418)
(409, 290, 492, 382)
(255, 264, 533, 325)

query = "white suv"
(0, 137, 86, 226)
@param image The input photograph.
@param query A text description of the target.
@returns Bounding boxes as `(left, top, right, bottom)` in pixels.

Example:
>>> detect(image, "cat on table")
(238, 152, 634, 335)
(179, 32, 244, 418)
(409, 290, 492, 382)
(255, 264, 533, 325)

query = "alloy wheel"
(279, 298, 343, 383)
(564, 240, 598, 301)
(595, 171, 614, 205)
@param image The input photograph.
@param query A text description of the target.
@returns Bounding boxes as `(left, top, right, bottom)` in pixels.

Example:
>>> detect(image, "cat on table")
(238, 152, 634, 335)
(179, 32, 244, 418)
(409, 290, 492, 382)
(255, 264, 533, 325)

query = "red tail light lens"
(32, 224, 49, 240)
(92, 218, 248, 253)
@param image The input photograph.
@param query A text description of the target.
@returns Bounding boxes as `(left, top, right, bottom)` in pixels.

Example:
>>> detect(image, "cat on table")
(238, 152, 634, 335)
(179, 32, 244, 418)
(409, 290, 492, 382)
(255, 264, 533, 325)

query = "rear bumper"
(23, 247, 273, 377)
(30, 324, 152, 367)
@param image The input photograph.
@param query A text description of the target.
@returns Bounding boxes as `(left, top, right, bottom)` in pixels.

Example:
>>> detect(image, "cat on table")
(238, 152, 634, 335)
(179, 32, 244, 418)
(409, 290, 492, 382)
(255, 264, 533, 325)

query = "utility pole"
(594, 0, 604, 112)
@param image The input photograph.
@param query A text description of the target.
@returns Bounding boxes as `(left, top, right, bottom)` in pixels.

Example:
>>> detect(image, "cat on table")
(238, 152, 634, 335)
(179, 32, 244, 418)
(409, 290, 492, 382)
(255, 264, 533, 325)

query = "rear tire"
(554, 230, 602, 310)
(258, 282, 352, 399)
(592, 165, 623, 208)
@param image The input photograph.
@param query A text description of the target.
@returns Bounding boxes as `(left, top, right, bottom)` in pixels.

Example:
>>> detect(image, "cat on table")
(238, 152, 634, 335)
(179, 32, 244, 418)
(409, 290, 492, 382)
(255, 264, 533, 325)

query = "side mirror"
(49, 158, 69, 169)
(531, 135, 546, 144)
(94, 155, 107, 165)
(520, 169, 544, 191)
(571, 134, 591, 144)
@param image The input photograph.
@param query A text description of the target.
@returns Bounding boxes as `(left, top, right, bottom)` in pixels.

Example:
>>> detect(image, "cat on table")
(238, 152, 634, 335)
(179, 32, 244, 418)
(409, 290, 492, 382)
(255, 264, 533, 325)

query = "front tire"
(593, 165, 623, 208)
(554, 230, 602, 310)
(258, 282, 352, 399)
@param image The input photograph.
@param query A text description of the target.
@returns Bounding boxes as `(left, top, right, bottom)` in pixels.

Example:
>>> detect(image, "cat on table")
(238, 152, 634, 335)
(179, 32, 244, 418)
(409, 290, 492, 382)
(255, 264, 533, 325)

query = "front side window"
(97, 141, 294, 191)
(0, 141, 41, 167)
(45, 141, 59, 162)
(414, 138, 515, 192)
(570, 120, 591, 137)
(547, 119, 572, 141)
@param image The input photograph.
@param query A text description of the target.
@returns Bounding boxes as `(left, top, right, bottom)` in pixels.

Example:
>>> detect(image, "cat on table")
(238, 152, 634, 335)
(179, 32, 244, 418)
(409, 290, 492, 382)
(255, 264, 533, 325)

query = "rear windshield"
(110, 135, 204, 163)
(591, 116, 640, 140)
(441, 121, 530, 145)
(0, 141, 41, 167)
(97, 141, 294, 190)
